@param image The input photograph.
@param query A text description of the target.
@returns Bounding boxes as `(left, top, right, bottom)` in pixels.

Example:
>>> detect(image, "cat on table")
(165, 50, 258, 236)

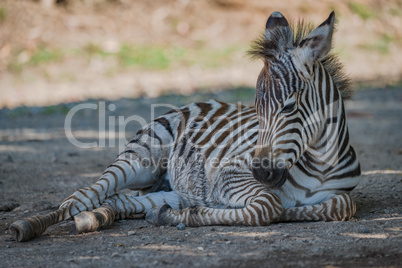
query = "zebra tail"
(9, 208, 64, 242)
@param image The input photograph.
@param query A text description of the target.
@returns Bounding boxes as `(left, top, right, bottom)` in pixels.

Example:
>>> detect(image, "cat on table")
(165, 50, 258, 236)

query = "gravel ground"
(0, 87, 401, 267)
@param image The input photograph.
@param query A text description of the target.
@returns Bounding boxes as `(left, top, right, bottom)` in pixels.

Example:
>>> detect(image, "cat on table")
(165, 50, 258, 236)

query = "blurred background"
(0, 0, 401, 108)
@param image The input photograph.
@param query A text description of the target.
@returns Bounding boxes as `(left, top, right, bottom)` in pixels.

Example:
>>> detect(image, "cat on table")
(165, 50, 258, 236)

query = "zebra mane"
(248, 20, 353, 101)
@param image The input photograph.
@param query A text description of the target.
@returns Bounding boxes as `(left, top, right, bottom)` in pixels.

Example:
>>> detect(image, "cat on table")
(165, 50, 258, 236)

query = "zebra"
(10, 11, 361, 242)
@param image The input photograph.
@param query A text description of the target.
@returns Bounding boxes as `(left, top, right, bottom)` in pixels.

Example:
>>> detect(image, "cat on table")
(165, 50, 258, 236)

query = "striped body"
(9, 11, 361, 242)
(117, 98, 358, 210)
(163, 101, 258, 208)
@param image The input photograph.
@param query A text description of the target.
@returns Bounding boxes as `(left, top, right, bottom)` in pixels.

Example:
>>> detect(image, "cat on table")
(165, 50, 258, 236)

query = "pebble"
(176, 223, 186, 230)
(197, 247, 204, 251)
(128, 231, 137, 236)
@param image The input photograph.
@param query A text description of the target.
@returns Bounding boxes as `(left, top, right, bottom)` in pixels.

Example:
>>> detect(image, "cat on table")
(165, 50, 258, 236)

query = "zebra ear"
(295, 11, 335, 65)
(265, 12, 292, 51)
(265, 12, 290, 37)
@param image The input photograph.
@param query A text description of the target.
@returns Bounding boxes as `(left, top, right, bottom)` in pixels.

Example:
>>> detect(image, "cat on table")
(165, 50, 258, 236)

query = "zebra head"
(250, 11, 337, 188)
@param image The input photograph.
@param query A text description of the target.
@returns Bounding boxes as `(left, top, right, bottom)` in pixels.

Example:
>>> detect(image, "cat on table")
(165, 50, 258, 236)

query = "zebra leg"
(9, 209, 64, 242)
(146, 184, 283, 227)
(275, 193, 356, 222)
(74, 191, 185, 233)
(9, 122, 173, 242)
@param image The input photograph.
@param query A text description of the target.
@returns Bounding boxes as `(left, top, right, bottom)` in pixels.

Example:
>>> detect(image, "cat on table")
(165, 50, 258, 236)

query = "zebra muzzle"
(251, 158, 288, 188)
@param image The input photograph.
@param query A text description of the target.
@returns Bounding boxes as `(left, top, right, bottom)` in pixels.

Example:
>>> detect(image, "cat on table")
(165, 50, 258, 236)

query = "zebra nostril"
(251, 157, 273, 182)
(266, 171, 273, 181)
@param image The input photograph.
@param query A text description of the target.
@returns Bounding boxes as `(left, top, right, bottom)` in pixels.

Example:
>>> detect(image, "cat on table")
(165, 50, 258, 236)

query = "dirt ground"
(0, 87, 401, 267)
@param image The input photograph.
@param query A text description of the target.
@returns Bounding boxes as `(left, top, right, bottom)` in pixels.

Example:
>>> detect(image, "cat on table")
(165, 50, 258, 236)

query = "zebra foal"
(10, 11, 360, 242)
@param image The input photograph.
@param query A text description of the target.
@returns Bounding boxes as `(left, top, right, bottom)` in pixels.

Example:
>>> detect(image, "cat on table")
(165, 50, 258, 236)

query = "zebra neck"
(305, 63, 354, 169)
(302, 95, 356, 176)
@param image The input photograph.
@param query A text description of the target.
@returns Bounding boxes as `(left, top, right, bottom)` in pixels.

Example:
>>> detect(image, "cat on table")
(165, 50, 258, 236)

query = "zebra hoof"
(74, 211, 100, 233)
(145, 204, 173, 226)
(9, 220, 36, 242)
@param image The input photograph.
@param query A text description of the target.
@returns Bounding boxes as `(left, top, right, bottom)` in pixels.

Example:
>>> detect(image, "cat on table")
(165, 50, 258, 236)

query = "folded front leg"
(146, 185, 283, 227)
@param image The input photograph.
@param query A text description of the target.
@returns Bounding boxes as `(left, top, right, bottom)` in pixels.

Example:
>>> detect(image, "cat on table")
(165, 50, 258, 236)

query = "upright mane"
(248, 19, 353, 101)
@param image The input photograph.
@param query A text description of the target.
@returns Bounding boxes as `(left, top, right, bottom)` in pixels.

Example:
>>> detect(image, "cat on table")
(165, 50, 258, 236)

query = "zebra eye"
(281, 102, 296, 113)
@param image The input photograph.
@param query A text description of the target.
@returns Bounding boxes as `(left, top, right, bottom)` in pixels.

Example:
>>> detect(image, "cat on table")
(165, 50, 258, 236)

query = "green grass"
(348, 1, 376, 20)
(43, 105, 70, 115)
(0, 7, 7, 23)
(29, 47, 63, 65)
(82, 43, 181, 69)
(82, 43, 243, 70)
(7, 42, 244, 73)
(7, 47, 63, 73)
(117, 44, 172, 69)
(114, 44, 242, 70)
